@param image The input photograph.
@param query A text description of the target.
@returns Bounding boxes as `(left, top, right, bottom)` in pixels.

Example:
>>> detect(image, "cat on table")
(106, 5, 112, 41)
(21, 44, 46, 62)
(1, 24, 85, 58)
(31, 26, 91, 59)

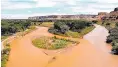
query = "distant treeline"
(1, 19, 32, 36)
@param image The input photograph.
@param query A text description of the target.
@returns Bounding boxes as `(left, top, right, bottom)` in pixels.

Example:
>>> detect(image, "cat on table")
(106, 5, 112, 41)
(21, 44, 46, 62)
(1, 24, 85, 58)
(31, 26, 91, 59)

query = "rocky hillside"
(102, 7, 118, 21)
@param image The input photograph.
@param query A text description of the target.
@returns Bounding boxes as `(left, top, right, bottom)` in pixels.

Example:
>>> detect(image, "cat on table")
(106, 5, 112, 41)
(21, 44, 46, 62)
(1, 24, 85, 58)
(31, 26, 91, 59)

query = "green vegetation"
(48, 20, 94, 38)
(65, 31, 80, 38)
(32, 36, 77, 50)
(1, 19, 32, 36)
(39, 22, 54, 27)
(1, 36, 9, 41)
(105, 21, 118, 55)
(60, 26, 94, 38)
(102, 21, 117, 30)
(112, 43, 118, 54)
(22, 26, 36, 36)
(106, 27, 118, 54)
(1, 19, 38, 40)
(80, 26, 95, 35)
(1, 43, 11, 67)
(1, 19, 37, 67)
(92, 20, 98, 24)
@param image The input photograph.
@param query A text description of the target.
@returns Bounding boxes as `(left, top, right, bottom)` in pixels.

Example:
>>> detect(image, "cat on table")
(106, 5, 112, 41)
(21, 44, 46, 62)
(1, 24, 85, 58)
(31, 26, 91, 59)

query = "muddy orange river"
(6, 25, 118, 67)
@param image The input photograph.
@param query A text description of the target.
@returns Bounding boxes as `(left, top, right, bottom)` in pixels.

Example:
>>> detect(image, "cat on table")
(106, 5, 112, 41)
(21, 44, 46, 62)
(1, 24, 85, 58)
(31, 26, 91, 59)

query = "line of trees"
(1, 19, 32, 36)
(48, 20, 92, 34)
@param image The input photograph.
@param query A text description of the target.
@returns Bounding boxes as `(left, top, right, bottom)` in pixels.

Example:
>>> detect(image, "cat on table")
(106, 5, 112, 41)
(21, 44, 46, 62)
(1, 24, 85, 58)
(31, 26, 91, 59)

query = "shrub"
(1, 43, 11, 67)
(112, 42, 118, 55)
(49, 20, 92, 34)
(1, 19, 32, 36)
(60, 25, 69, 34)
(92, 20, 98, 24)
(106, 25, 118, 55)
(48, 27, 59, 34)
(106, 23, 110, 26)
(51, 39, 68, 49)
(116, 23, 118, 27)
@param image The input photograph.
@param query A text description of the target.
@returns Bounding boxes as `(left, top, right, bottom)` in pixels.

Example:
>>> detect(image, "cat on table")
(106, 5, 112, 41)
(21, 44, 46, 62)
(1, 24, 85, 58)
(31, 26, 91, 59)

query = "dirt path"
(6, 26, 118, 67)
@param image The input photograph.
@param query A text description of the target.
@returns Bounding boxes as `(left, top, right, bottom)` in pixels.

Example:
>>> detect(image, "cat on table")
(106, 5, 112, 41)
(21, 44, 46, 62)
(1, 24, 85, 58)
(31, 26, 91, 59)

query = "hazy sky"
(1, 0, 118, 19)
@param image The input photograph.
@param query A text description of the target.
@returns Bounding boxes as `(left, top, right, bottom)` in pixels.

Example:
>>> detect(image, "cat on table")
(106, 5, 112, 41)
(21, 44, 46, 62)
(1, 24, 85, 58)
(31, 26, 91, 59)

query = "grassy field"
(32, 36, 77, 50)
(39, 22, 54, 27)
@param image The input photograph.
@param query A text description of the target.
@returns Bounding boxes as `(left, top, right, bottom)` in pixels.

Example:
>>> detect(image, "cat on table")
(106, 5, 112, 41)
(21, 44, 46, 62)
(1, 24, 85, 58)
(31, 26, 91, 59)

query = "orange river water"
(6, 25, 118, 67)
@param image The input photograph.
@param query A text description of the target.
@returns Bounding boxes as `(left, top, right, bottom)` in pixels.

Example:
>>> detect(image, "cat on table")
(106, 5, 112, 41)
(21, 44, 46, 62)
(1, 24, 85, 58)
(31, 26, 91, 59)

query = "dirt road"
(6, 26, 118, 67)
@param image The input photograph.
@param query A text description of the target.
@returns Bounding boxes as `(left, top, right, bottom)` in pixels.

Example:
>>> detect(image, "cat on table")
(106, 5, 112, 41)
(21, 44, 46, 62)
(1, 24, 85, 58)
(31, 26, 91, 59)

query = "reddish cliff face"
(28, 7, 118, 21)
(102, 7, 118, 21)
(109, 7, 118, 16)
(98, 12, 108, 15)
(97, 12, 108, 20)
(110, 11, 118, 16)
(28, 15, 98, 21)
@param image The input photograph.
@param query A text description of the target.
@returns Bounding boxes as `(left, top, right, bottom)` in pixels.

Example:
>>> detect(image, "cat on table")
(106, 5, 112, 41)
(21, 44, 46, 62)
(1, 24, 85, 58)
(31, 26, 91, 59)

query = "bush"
(112, 42, 118, 55)
(48, 20, 93, 35)
(92, 20, 98, 24)
(48, 27, 59, 34)
(106, 23, 110, 26)
(106, 24, 118, 55)
(1, 19, 32, 36)
(107, 27, 118, 42)
(116, 23, 118, 27)
(60, 25, 69, 34)
(106, 36, 113, 43)
(1, 43, 11, 67)
(51, 39, 68, 49)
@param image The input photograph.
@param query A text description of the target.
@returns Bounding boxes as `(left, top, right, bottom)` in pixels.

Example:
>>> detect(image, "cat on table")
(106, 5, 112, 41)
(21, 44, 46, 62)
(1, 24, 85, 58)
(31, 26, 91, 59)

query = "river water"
(6, 26, 118, 67)
(83, 24, 118, 67)
(84, 24, 110, 53)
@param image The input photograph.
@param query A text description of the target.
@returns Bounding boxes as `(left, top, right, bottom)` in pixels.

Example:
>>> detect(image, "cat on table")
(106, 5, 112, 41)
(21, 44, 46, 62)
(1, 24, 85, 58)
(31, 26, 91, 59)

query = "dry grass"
(39, 22, 54, 27)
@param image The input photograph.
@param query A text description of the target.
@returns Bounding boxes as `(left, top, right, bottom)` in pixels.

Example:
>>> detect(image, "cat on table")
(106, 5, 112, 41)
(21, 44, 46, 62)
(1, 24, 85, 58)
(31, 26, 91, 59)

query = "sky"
(1, 0, 118, 19)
